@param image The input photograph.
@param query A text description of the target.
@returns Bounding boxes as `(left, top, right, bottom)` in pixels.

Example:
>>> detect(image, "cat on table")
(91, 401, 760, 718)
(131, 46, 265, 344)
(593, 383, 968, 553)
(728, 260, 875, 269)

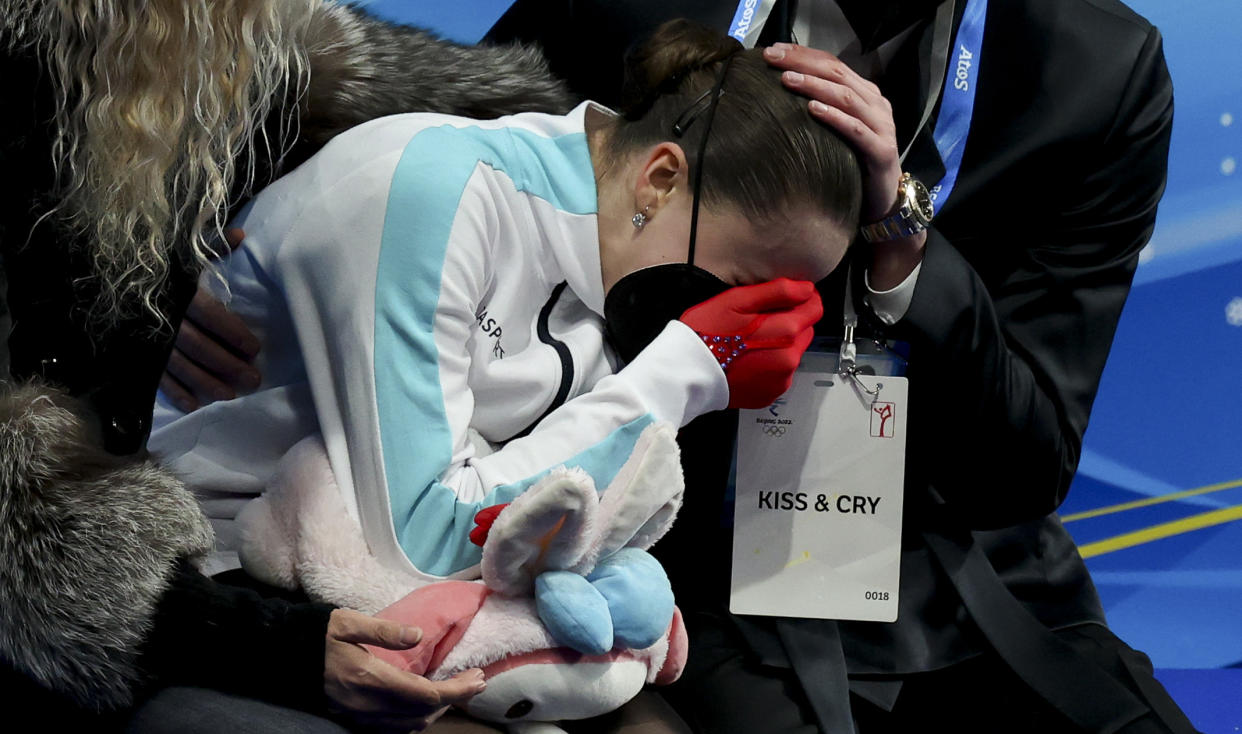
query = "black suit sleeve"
(893, 27, 1174, 528)
(139, 561, 336, 711)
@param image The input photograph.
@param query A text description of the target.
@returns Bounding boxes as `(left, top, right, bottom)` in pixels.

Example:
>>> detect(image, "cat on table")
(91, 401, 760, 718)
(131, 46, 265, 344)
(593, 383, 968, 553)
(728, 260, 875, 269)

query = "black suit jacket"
(488, 0, 1173, 721)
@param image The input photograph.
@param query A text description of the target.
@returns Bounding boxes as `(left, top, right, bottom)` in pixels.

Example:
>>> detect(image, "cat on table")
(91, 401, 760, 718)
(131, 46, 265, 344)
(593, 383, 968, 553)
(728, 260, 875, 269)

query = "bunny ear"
(481, 467, 599, 596)
(575, 422, 683, 574)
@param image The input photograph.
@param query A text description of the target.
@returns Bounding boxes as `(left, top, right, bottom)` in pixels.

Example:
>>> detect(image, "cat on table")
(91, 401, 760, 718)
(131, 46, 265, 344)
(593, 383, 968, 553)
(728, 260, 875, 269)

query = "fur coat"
(0, 2, 574, 714)
(0, 383, 214, 709)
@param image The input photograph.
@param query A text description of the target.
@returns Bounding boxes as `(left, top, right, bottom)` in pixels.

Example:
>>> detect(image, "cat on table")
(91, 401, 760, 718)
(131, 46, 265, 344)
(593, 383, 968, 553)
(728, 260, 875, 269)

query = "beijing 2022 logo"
(761, 396, 789, 437)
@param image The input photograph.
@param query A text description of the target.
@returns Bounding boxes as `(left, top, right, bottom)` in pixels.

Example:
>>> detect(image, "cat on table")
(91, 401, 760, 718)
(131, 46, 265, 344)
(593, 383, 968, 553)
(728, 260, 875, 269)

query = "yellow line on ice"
(785, 551, 811, 569)
(1078, 503, 1242, 559)
(1061, 477, 1242, 522)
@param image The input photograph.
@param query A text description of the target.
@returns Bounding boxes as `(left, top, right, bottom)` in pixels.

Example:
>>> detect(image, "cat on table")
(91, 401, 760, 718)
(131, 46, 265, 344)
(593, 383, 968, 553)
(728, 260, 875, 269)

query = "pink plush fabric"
(479, 647, 632, 679)
(367, 581, 491, 675)
(654, 607, 687, 685)
(433, 594, 560, 678)
(251, 423, 690, 727)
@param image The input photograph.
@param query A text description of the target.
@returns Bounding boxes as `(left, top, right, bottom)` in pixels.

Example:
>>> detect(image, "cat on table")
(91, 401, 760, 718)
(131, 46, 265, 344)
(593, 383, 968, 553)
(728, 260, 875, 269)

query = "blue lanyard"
(928, 0, 988, 210)
(726, 0, 987, 210)
(728, 0, 778, 46)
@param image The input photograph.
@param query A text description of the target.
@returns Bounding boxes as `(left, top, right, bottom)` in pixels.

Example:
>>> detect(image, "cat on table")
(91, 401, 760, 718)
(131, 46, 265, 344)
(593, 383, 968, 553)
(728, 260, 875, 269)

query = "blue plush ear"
(587, 548, 675, 650)
(535, 571, 614, 655)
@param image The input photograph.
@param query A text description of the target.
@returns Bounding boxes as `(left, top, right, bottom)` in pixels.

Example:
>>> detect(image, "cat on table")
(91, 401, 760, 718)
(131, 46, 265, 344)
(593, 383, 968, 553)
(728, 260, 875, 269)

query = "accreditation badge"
(730, 348, 908, 622)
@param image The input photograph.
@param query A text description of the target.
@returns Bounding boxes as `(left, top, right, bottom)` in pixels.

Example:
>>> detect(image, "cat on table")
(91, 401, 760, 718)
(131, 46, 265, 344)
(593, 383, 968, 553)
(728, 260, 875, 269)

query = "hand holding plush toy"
(240, 423, 689, 733)
(367, 423, 688, 730)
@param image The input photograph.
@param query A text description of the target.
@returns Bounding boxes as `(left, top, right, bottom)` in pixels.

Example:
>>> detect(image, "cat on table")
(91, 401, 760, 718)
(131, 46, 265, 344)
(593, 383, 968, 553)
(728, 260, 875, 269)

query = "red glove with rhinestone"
(680, 278, 823, 409)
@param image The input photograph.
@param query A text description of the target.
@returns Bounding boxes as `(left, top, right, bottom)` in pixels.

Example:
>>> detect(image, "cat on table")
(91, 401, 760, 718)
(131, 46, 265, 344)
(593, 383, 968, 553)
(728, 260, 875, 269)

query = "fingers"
(159, 373, 199, 413)
(807, 99, 900, 172)
(766, 44, 897, 167)
(744, 292, 822, 349)
(748, 289, 823, 336)
(324, 611, 484, 732)
(166, 346, 235, 404)
(786, 288, 824, 329)
(356, 663, 484, 715)
(791, 323, 816, 357)
(168, 286, 262, 408)
(184, 287, 262, 359)
(722, 284, 820, 410)
(732, 278, 817, 312)
(325, 651, 445, 727)
(763, 42, 903, 222)
(428, 669, 488, 708)
(330, 608, 423, 650)
(203, 227, 248, 261)
(175, 319, 262, 392)
(764, 43, 880, 101)
(682, 279, 818, 341)
(224, 227, 246, 252)
(784, 71, 895, 140)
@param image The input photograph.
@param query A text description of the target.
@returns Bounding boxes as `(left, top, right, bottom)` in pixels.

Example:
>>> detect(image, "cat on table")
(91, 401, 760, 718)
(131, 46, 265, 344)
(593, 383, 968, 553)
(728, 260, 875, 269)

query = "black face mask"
(603, 263, 730, 365)
(602, 52, 738, 367)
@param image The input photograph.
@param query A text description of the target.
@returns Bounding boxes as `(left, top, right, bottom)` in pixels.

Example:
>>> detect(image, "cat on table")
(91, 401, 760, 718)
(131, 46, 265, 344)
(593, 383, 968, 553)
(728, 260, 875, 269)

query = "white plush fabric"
(580, 422, 684, 572)
(433, 594, 558, 678)
(481, 468, 599, 597)
(238, 422, 685, 729)
(238, 434, 434, 612)
(465, 659, 649, 724)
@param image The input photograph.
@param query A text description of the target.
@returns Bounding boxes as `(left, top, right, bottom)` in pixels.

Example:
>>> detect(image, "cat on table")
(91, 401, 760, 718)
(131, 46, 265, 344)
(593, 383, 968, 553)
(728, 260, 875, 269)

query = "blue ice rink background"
(362, 0, 1242, 677)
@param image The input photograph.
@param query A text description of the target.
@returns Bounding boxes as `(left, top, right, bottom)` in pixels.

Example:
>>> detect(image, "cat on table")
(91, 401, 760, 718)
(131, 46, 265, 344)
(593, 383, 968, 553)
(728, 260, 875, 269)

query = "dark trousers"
(123, 688, 690, 734)
(125, 688, 351, 734)
(661, 612, 1200, 734)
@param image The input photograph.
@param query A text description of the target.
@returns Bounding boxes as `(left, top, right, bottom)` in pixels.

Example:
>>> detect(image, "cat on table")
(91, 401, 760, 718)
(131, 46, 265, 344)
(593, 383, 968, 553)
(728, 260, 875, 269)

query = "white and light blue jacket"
(151, 103, 728, 578)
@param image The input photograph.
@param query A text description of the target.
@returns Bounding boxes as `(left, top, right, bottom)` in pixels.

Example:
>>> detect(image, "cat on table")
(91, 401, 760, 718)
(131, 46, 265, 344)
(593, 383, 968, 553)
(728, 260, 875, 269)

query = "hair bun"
(620, 20, 742, 119)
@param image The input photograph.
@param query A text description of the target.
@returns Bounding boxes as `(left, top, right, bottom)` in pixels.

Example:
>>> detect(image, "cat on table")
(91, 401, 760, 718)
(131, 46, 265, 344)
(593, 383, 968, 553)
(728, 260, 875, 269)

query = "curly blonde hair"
(3, 0, 318, 324)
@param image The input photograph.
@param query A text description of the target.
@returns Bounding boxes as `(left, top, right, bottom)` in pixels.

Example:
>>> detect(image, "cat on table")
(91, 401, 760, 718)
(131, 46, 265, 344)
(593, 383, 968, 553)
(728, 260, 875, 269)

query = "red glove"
(469, 503, 509, 547)
(680, 278, 823, 409)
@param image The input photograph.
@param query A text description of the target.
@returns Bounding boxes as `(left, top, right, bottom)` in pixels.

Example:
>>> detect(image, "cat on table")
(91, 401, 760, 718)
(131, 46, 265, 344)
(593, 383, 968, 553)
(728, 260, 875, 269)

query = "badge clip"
(839, 266, 889, 406)
(839, 265, 860, 377)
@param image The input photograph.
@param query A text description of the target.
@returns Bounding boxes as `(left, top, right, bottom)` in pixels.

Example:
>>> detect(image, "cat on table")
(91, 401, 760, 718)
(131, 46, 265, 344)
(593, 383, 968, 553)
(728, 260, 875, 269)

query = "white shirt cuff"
(864, 261, 922, 326)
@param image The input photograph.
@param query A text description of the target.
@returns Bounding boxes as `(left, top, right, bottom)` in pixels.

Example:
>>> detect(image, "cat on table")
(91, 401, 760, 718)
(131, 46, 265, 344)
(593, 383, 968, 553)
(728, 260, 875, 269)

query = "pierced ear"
(634, 142, 688, 216)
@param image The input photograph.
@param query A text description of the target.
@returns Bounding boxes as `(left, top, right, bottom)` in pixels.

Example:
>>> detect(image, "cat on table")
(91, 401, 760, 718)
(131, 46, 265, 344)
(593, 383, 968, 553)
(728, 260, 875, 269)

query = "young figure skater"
(152, 21, 862, 582)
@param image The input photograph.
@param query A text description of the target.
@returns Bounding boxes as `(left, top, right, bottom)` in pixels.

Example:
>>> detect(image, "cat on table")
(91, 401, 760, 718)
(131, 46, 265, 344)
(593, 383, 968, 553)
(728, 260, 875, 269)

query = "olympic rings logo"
(762, 425, 787, 437)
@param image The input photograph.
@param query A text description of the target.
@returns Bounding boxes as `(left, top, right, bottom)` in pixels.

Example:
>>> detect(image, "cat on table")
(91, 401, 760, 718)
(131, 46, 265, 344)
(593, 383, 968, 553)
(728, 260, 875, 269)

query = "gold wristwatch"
(859, 172, 935, 243)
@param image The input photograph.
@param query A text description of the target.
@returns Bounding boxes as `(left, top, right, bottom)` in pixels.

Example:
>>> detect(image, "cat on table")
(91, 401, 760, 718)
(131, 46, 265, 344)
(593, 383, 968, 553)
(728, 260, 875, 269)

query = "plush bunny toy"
(238, 422, 689, 733)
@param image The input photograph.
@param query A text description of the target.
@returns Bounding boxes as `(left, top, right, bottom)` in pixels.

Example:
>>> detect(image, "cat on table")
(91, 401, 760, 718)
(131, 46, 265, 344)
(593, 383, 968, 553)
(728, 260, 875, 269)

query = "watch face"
(906, 177, 935, 222)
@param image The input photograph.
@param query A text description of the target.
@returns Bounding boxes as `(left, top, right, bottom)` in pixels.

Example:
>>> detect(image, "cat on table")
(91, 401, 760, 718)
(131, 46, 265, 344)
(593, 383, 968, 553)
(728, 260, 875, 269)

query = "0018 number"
(864, 590, 889, 601)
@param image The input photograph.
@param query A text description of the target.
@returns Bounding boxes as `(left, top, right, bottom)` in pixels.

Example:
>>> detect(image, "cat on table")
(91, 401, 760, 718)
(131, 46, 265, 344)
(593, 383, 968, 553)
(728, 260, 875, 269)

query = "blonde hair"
(4, 0, 318, 324)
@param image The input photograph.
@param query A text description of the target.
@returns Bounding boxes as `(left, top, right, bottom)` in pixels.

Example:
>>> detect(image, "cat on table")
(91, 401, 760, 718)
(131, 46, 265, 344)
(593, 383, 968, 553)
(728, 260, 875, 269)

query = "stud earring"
(632, 206, 650, 229)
